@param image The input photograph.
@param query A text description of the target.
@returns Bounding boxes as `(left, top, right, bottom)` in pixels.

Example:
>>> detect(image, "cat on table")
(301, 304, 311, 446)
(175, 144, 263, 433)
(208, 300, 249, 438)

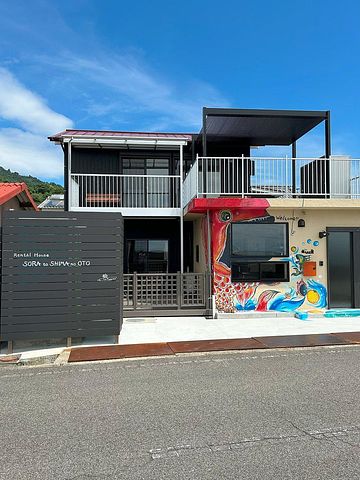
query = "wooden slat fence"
(0, 211, 123, 341)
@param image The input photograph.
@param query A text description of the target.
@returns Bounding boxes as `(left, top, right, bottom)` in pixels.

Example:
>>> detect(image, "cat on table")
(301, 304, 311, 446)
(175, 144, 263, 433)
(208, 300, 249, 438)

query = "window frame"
(230, 222, 289, 259)
(231, 261, 290, 283)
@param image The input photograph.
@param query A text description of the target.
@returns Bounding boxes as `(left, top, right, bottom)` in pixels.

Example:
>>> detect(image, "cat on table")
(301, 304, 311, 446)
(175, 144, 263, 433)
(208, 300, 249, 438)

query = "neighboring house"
(0, 183, 38, 225)
(38, 194, 64, 210)
(49, 108, 360, 315)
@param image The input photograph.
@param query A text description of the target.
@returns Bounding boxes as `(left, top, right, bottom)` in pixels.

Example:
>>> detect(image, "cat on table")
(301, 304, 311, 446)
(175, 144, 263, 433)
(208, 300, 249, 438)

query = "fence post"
(241, 154, 245, 198)
(195, 154, 199, 198)
(205, 272, 212, 313)
(133, 272, 138, 310)
(177, 272, 182, 309)
(291, 154, 296, 196)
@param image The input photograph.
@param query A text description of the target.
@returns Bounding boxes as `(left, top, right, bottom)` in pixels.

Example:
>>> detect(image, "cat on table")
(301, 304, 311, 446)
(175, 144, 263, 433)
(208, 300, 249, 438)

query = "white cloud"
(0, 49, 228, 181)
(40, 53, 229, 130)
(0, 128, 63, 179)
(0, 68, 73, 181)
(0, 67, 72, 135)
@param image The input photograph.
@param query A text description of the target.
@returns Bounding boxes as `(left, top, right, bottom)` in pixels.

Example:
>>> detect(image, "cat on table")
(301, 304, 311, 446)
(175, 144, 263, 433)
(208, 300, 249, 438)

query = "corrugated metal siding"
(72, 148, 120, 174)
(71, 148, 181, 175)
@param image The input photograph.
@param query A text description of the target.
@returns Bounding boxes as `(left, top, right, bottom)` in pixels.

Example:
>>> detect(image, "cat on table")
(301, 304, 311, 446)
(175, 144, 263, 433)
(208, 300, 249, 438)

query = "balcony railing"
(70, 174, 181, 210)
(183, 156, 360, 206)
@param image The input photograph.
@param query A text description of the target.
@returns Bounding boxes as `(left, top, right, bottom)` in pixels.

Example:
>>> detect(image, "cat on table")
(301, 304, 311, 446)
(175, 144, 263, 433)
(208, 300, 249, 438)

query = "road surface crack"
(148, 425, 360, 460)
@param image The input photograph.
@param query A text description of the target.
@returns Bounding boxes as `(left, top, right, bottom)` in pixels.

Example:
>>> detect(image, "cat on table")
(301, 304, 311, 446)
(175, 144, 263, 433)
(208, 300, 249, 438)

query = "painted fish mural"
(210, 201, 328, 313)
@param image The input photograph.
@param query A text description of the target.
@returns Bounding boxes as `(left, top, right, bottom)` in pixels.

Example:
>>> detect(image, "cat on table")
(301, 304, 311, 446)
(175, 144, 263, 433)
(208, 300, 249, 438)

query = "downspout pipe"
(206, 209, 213, 315)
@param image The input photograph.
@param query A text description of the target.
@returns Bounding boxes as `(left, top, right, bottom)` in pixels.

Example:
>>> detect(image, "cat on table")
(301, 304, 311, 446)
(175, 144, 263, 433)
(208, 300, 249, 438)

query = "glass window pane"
(134, 240, 147, 253)
(146, 158, 169, 175)
(122, 158, 145, 175)
(231, 263, 260, 282)
(148, 240, 168, 254)
(231, 223, 288, 257)
(126, 239, 169, 273)
(260, 262, 288, 281)
(148, 240, 168, 272)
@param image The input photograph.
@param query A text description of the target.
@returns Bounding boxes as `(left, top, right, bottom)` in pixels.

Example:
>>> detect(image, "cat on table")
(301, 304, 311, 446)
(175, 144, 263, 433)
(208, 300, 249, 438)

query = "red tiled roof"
(49, 129, 194, 141)
(0, 183, 38, 210)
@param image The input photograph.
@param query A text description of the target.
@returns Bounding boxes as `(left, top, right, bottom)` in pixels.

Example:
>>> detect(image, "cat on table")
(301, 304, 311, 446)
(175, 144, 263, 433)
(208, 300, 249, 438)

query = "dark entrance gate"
(0, 211, 123, 344)
(123, 272, 210, 316)
(327, 227, 360, 308)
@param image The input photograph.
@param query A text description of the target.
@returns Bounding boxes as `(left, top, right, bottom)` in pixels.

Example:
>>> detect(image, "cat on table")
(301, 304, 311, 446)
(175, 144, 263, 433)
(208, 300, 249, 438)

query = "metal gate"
(0, 211, 123, 342)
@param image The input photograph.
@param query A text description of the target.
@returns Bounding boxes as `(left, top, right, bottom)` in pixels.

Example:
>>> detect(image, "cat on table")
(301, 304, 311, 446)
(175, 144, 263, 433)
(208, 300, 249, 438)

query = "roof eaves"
(203, 107, 329, 119)
(48, 129, 194, 142)
(0, 183, 38, 210)
(18, 185, 39, 211)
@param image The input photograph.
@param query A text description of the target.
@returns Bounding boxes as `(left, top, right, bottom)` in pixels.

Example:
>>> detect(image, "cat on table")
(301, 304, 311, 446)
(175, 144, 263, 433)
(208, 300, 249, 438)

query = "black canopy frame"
(200, 107, 331, 159)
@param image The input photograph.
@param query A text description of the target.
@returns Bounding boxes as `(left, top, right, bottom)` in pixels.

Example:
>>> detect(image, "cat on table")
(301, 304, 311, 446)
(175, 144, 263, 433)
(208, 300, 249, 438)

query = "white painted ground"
(118, 315, 360, 345)
(1, 314, 360, 359)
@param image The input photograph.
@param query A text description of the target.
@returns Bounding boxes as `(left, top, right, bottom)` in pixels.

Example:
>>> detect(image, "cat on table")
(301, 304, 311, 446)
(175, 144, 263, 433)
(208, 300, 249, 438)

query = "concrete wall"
(192, 216, 207, 273)
(268, 207, 360, 292)
(208, 204, 360, 313)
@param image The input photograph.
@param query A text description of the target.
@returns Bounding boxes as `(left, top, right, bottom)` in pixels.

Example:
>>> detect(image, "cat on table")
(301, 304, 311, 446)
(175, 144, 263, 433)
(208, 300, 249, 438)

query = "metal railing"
(183, 155, 360, 206)
(70, 174, 181, 209)
(123, 273, 208, 311)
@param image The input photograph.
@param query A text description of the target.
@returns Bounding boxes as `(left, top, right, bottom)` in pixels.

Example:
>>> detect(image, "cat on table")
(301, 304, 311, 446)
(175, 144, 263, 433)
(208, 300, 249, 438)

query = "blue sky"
(0, 0, 359, 182)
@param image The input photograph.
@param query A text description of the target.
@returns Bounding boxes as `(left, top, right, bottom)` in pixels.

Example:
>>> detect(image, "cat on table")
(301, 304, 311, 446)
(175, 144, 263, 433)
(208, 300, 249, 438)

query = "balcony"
(70, 173, 181, 216)
(183, 156, 360, 207)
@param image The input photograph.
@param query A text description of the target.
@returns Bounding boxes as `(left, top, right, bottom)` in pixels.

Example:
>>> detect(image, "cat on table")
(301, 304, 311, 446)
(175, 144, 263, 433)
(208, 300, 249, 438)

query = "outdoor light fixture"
(297, 219, 305, 228)
(319, 231, 328, 239)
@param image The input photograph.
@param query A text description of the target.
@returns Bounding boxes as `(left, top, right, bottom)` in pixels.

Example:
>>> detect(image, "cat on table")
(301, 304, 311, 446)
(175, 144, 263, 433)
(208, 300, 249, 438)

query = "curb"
(0, 353, 62, 368)
(0, 355, 21, 366)
(54, 349, 71, 366)
(2, 332, 360, 367)
(68, 332, 360, 363)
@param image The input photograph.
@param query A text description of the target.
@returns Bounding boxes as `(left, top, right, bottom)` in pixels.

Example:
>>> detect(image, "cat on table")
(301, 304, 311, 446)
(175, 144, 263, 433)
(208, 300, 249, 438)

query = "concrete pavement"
(119, 314, 360, 344)
(1, 345, 359, 479)
(2, 313, 360, 362)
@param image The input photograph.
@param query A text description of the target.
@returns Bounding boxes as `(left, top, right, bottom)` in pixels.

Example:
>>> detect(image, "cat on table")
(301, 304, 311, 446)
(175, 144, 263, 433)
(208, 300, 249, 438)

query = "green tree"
(0, 167, 64, 204)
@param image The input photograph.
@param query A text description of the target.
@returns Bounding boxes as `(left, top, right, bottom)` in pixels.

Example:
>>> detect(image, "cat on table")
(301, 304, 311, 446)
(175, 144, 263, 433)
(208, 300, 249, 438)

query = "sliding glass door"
(122, 158, 170, 207)
(126, 239, 169, 273)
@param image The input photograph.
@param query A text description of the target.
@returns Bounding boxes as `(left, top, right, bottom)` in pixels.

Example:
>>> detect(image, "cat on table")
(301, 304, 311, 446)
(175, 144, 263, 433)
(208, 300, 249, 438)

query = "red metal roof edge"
(49, 129, 195, 141)
(0, 183, 39, 210)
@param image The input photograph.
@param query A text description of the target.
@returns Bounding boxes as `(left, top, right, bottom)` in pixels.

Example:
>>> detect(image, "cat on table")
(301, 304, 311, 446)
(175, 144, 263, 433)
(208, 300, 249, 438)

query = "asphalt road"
(1, 346, 360, 480)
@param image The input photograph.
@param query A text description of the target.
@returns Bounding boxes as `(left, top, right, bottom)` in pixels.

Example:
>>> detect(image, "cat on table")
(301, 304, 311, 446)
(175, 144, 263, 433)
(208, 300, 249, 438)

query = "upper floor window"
(122, 158, 170, 176)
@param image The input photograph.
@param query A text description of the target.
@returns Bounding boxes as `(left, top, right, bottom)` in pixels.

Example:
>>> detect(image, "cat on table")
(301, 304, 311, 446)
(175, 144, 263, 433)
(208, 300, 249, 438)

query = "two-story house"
(49, 108, 360, 316)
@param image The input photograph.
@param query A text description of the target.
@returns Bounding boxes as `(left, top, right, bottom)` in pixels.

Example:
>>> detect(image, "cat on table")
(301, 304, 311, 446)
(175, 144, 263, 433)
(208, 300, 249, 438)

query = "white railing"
(182, 158, 198, 207)
(183, 155, 360, 206)
(70, 174, 181, 209)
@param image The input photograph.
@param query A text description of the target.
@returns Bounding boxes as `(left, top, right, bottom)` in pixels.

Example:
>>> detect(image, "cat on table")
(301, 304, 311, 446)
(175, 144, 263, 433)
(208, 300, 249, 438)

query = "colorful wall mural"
(211, 200, 328, 313)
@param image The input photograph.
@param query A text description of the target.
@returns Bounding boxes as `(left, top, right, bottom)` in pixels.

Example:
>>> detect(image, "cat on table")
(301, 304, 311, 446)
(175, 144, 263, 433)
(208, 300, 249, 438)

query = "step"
(216, 311, 292, 319)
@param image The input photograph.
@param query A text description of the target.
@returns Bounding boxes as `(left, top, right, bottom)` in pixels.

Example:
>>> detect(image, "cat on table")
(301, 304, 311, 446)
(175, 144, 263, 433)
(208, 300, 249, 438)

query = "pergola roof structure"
(200, 107, 331, 157)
